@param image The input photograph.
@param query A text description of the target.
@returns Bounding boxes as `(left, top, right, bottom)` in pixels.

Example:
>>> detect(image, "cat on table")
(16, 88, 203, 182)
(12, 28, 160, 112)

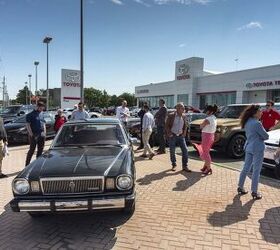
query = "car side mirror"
(130, 137, 138, 145)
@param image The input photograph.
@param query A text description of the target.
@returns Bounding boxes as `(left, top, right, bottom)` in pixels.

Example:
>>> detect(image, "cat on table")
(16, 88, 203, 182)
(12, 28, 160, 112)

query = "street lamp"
(28, 74, 32, 104)
(34, 61, 39, 98)
(25, 82, 28, 105)
(43, 36, 52, 111)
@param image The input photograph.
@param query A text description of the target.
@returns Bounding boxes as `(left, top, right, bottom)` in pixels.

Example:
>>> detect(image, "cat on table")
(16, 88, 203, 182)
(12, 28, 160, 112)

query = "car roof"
(228, 102, 280, 107)
(66, 118, 121, 125)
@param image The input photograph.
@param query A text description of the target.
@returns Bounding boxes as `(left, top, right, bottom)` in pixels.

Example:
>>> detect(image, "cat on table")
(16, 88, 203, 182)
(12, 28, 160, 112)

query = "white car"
(88, 111, 102, 118)
(263, 129, 280, 179)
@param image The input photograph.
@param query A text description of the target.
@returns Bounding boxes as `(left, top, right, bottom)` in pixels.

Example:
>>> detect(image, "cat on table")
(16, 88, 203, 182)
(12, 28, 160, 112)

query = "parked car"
(5, 111, 56, 144)
(10, 118, 136, 217)
(0, 105, 35, 123)
(185, 105, 201, 113)
(190, 103, 280, 159)
(88, 110, 102, 118)
(89, 107, 103, 114)
(262, 129, 280, 179)
(63, 108, 75, 120)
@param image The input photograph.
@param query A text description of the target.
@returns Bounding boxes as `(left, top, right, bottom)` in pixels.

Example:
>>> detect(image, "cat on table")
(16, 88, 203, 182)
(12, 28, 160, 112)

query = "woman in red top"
(54, 109, 67, 133)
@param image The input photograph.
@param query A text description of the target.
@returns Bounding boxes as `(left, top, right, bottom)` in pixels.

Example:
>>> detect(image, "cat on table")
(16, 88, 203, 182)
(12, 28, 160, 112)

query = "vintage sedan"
(10, 118, 136, 217)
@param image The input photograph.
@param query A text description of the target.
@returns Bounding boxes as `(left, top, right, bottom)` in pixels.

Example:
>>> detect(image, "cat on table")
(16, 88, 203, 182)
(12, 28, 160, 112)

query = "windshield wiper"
(53, 144, 86, 148)
(83, 143, 123, 147)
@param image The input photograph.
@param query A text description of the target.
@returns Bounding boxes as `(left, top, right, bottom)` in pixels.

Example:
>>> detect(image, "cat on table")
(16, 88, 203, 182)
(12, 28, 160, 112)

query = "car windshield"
(53, 123, 126, 147)
(0, 106, 20, 114)
(216, 105, 247, 119)
(12, 115, 27, 123)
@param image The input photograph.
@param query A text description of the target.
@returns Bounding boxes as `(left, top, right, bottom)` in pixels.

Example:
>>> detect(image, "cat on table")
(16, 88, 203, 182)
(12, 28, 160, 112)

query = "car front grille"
(40, 177, 104, 195)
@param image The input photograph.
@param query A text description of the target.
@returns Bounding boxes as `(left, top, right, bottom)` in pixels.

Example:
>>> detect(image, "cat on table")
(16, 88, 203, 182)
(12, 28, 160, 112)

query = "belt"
(172, 133, 183, 137)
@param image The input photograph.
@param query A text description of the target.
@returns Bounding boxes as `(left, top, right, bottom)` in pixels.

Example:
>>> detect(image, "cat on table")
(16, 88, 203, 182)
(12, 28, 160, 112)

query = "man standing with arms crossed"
(25, 102, 46, 166)
(261, 100, 280, 131)
(116, 100, 130, 127)
(71, 102, 90, 120)
(154, 99, 167, 154)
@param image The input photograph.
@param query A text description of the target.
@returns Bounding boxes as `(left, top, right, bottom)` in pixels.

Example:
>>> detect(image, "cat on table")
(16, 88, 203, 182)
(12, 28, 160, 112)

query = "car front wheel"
(227, 134, 246, 159)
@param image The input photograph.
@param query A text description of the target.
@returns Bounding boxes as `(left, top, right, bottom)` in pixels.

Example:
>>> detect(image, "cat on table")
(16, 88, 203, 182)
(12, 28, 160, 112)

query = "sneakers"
(182, 166, 192, 172)
(149, 153, 155, 160)
(171, 163, 177, 171)
(0, 173, 8, 178)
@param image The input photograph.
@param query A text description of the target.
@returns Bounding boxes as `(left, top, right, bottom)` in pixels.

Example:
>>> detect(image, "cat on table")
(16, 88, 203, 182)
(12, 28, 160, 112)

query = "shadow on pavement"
(137, 169, 182, 185)
(0, 203, 132, 249)
(207, 195, 255, 227)
(173, 171, 203, 191)
(259, 206, 280, 244)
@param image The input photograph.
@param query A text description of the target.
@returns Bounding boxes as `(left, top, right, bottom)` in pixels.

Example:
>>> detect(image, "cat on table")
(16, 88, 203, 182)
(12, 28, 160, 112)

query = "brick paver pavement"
(0, 145, 279, 250)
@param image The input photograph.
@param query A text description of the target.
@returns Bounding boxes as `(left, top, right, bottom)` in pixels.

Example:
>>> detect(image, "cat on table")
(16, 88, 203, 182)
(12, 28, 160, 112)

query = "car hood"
(4, 122, 25, 131)
(265, 129, 280, 146)
(191, 118, 240, 127)
(22, 146, 131, 179)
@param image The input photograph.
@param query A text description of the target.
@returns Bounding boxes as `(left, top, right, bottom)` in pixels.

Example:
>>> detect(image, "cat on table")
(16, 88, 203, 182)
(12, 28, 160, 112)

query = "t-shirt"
(261, 109, 280, 130)
(116, 106, 130, 123)
(26, 110, 45, 136)
(142, 112, 155, 131)
(202, 115, 217, 134)
(71, 110, 90, 120)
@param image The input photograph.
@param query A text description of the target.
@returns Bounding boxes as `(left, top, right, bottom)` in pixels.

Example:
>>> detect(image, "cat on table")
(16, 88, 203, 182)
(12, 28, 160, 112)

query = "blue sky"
(0, 0, 280, 99)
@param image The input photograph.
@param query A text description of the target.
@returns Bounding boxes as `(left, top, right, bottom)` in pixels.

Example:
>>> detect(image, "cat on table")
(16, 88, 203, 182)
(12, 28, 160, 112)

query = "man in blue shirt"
(25, 102, 46, 166)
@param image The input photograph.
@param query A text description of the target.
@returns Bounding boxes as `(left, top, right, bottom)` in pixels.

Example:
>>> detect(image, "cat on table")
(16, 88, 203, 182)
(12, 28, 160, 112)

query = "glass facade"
(138, 95, 175, 108)
(199, 92, 236, 109)
(177, 94, 189, 105)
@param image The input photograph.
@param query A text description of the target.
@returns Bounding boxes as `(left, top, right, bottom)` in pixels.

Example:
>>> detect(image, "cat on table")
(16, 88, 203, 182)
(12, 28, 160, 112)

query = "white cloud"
(110, 0, 124, 5)
(237, 21, 263, 31)
(179, 43, 186, 48)
(133, 0, 151, 7)
(154, 0, 211, 5)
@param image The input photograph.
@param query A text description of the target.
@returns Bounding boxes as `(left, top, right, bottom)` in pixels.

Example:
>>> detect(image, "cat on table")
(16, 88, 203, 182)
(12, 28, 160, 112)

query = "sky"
(0, 0, 280, 99)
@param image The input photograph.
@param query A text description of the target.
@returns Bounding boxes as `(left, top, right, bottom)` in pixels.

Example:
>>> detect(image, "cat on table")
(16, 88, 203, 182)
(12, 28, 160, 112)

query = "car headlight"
(12, 178, 30, 195)
(116, 175, 133, 190)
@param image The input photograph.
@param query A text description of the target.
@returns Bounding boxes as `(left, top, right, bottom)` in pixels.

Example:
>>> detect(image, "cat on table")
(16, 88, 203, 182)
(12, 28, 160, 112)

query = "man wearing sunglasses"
(261, 100, 280, 131)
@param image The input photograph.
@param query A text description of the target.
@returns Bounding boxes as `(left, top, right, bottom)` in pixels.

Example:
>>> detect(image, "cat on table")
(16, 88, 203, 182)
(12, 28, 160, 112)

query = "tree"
(118, 92, 137, 107)
(109, 95, 118, 107)
(100, 90, 110, 108)
(84, 87, 103, 108)
(16, 86, 32, 105)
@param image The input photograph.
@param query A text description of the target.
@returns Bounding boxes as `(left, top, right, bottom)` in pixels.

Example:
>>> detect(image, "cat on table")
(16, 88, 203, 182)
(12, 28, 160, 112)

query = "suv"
(0, 105, 35, 123)
(190, 103, 280, 159)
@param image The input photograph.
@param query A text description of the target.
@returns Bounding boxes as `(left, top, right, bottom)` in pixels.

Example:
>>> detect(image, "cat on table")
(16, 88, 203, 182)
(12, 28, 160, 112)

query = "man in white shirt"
(116, 100, 130, 126)
(140, 104, 155, 160)
(71, 102, 90, 120)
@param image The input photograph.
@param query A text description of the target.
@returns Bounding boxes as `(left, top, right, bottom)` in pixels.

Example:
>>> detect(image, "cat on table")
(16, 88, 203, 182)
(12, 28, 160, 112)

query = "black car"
(5, 111, 56, 144)
(0, 105, 35, 123)
(10, 118, 136, 217)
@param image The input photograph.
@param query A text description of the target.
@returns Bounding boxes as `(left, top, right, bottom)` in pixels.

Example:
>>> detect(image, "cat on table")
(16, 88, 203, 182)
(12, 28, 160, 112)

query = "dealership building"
(135, 57, 280, 109)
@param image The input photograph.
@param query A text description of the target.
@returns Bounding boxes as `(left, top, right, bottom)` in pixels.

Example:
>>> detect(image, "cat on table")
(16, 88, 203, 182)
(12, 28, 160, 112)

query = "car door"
(42, 112, 55, 137)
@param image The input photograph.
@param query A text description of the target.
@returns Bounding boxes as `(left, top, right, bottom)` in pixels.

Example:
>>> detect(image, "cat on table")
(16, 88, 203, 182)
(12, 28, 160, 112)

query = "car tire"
(91, 115, 97, 118)
(227, 134, 246, 159)
(123, 202, 135, 215)
(274, 164, 280, 180)
(28, 212, 45, 218)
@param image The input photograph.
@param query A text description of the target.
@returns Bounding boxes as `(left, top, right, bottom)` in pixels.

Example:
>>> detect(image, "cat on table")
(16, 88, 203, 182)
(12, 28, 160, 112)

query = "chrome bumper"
(15, 198, 126, 212)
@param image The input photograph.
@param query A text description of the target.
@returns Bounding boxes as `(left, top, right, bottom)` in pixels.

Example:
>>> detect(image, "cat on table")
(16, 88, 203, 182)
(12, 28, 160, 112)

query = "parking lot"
(0, 142, 279, 249)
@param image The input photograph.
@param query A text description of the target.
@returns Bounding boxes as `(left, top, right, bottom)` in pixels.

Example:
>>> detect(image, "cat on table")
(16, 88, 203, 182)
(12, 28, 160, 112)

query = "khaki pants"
(142, 129, 154, 156)
(0, 140, 4, 174)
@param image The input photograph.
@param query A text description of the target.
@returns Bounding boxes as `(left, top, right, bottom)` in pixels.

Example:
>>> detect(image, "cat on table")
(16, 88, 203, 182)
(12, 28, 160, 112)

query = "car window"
(0, 106, 20, 114)
(216, 106, 247, 119)
(14, 115, 27, 123)
(54, 124, 126, 147)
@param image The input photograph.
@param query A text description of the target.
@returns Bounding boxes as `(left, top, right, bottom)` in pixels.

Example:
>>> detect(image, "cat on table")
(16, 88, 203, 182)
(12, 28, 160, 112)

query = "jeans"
(157, 126, 166, 152)
(169, 135, 188, 168)
(238, 151, 264, 193)
(25, 135, 45, 166)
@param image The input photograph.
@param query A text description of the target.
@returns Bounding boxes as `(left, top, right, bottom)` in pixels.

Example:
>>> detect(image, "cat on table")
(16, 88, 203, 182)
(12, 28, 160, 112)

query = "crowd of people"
(1, 98, 280, 201)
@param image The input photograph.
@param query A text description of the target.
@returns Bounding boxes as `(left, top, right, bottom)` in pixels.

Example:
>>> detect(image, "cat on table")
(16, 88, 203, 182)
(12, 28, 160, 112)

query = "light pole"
(80, 0, 84, 102)
(25, 82, 28, 105)
(34, 61, 39, 99)
(28, 74, 32, 104)
(43, 36, 52, 111)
